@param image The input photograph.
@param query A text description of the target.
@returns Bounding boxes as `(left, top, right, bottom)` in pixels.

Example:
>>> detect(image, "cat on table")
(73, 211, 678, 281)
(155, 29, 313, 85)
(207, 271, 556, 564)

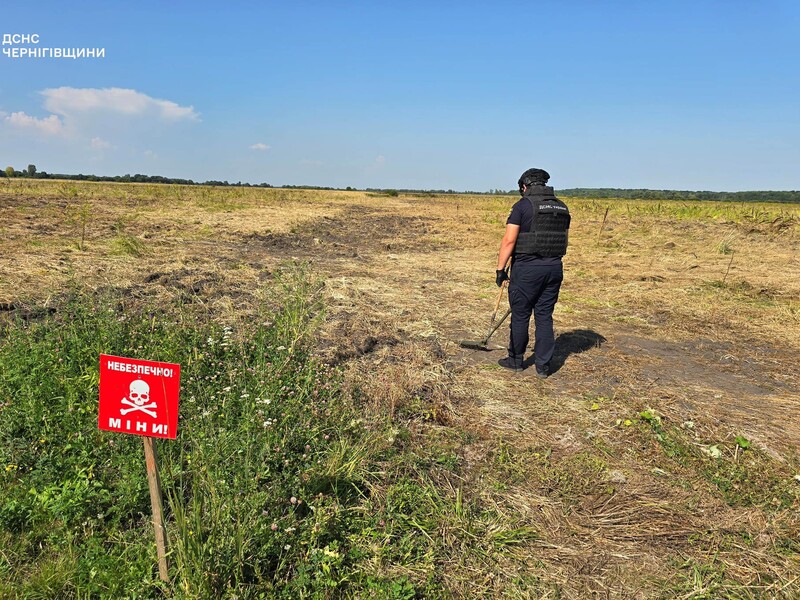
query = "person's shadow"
(523, 329, 606, 373)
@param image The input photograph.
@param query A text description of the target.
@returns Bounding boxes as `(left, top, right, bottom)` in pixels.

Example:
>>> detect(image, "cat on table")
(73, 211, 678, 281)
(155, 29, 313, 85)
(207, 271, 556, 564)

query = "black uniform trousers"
(507, 260, 563, 369)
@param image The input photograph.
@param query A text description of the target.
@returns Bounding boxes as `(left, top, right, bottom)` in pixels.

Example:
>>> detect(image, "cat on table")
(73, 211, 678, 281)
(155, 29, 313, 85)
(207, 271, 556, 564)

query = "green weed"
(64, 198, 92, 251)
(636, 411, 800, 510)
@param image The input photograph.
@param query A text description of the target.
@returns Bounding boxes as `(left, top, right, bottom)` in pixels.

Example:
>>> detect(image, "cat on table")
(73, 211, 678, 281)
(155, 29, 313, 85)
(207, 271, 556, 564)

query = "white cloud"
(41, 87, 199, 121)
(250, 143, 270, 151)
(4, 111, 64, 135)
(375, 155, 386, 165)
(144, 149, 158, 159)
(90, 137, 112, 150)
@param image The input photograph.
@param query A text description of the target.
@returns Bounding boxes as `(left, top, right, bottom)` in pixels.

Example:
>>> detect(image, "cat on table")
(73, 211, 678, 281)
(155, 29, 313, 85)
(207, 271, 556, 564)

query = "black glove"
(495, 269, 509, 287)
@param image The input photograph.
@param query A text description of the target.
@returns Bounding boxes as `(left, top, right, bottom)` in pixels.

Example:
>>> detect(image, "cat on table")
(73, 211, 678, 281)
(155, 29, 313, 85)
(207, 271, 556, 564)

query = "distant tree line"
(1, 165, 273, 188)
(2, 166, 797, 203)
(364, 187, 515, 195)
(557, 188, 800, 204)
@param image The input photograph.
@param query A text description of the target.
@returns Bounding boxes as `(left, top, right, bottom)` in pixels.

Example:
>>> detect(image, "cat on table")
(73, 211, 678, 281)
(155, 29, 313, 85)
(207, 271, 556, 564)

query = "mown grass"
(0, 265, 539, 598)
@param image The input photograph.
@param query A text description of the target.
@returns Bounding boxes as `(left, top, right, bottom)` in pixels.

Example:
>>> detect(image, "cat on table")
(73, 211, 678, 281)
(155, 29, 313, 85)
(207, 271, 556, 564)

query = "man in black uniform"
(495, 168, 570, 377)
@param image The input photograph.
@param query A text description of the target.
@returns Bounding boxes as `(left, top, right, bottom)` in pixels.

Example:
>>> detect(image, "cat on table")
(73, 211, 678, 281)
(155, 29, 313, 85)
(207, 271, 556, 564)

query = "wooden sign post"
(98, 354, 181, 583)
(143, 437, 169, 581)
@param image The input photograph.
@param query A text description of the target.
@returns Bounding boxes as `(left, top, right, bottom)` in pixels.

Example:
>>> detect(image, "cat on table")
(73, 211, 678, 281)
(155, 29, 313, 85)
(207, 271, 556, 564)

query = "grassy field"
(1, 178, 799, 598)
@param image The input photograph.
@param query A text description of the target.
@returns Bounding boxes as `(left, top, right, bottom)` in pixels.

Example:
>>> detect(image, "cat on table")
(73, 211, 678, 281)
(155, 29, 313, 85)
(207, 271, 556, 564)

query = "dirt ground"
(2, 180, 799, 596)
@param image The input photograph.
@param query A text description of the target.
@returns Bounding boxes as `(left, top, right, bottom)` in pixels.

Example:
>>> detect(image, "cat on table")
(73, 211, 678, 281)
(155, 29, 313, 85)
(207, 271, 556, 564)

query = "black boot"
(498, 354, 524, 372)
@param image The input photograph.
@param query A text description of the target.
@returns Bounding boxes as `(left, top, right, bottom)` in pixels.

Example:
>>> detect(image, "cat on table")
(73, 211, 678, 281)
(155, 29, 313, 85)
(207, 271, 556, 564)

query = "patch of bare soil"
(244, 209, 446, 261)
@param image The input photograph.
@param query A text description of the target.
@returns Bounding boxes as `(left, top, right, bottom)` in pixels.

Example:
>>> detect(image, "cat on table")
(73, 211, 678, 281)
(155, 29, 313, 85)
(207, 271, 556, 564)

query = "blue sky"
(1, 1, 798, 191)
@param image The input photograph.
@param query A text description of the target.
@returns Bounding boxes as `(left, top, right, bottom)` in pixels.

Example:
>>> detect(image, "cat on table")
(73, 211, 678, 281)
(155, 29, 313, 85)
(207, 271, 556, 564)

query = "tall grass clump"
(0, 267, 378, 597)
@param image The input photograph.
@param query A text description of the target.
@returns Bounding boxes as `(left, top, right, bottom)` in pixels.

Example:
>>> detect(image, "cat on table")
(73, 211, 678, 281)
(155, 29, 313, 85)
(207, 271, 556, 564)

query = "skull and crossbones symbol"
(121, 379, 158, 418)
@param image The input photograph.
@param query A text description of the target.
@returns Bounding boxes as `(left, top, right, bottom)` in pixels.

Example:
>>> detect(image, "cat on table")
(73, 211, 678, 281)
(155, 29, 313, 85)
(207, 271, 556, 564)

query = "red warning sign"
(98, 354, 180, 439)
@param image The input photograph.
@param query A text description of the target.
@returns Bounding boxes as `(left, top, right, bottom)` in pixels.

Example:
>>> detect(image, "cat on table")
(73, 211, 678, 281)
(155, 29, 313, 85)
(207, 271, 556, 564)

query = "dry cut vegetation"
(1, 178, 799, 598)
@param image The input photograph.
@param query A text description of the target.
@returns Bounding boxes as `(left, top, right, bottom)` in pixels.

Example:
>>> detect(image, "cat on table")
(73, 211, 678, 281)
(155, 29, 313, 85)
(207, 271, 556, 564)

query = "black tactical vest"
(514, 194, 571, 257)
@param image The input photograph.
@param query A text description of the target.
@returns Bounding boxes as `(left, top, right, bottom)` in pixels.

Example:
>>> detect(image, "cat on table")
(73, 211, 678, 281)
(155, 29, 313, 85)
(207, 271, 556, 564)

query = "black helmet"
(518, 168, 550, 193)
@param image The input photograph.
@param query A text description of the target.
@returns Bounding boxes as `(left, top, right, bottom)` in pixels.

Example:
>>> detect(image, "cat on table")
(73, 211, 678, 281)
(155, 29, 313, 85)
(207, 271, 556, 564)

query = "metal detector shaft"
(481, 307, 511, 345)
(488, 280, 507, 327)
